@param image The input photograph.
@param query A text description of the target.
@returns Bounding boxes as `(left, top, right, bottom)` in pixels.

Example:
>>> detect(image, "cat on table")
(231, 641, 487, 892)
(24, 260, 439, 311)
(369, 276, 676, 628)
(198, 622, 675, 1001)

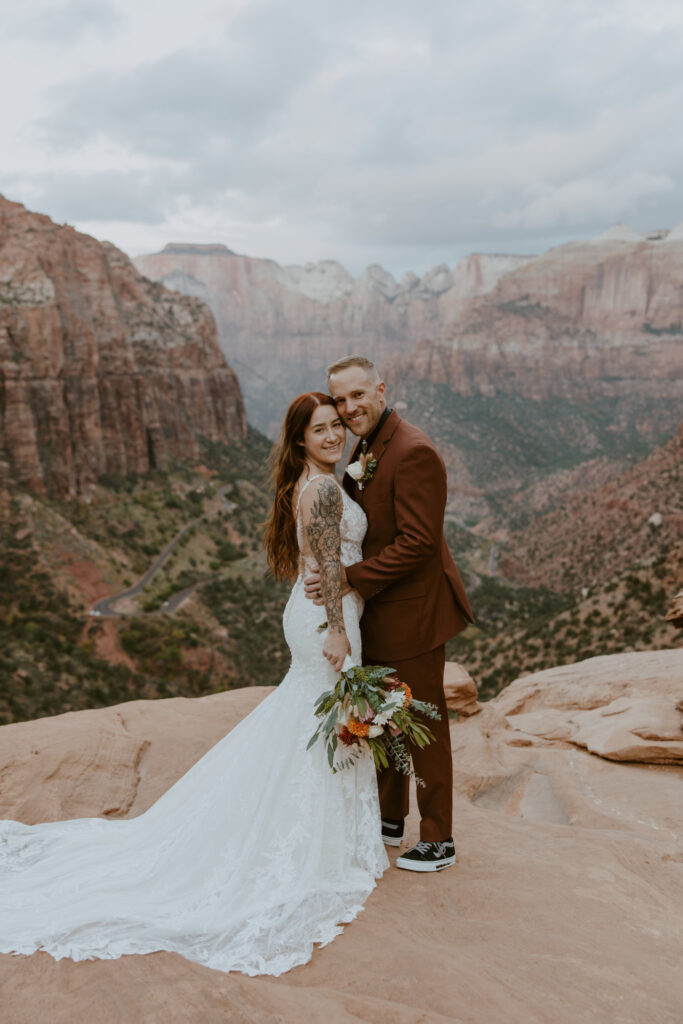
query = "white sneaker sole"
(396, 854, 456, 872)
(382, 835, 403, 847)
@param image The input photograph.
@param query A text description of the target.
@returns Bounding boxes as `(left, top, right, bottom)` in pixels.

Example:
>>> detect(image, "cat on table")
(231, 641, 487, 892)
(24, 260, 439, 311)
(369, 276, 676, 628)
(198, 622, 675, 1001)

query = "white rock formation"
(589, 222, 644, 244)
(276, 260, 354, 302)
(664, 219, 683, 243)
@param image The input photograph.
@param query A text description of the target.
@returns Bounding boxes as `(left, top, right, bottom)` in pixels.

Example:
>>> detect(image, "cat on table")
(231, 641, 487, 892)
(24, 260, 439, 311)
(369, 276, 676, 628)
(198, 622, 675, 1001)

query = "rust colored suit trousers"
(372, 644, 451, 842)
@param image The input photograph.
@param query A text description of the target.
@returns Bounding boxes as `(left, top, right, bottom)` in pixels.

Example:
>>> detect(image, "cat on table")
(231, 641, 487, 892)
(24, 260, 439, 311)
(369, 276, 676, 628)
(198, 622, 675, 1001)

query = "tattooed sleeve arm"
(301, 478, 345, 635)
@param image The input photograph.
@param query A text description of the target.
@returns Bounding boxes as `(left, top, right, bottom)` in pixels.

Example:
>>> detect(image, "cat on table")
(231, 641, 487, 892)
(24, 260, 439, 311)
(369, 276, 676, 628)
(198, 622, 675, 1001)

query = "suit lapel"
(348, 437, 363, 465)
(364, 409, 400, 477)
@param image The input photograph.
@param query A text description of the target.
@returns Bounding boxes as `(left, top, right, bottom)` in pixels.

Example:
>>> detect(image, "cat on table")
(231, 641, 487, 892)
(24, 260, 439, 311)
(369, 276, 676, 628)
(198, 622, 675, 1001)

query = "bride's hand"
(323, 628, 351, 672)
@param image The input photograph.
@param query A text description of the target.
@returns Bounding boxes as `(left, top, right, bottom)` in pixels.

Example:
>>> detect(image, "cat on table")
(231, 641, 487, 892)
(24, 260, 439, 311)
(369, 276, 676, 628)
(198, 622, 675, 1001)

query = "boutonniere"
(345, 450, 377, 490)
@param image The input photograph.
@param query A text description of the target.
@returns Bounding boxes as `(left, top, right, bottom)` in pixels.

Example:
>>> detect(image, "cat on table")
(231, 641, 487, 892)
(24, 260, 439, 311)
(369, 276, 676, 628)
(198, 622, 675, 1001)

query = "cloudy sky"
(2, 0, 683, 275)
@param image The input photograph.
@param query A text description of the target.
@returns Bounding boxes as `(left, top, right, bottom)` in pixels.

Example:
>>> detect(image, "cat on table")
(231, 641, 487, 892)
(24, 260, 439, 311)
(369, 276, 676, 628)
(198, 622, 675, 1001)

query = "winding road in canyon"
(90, 486, 236, 618)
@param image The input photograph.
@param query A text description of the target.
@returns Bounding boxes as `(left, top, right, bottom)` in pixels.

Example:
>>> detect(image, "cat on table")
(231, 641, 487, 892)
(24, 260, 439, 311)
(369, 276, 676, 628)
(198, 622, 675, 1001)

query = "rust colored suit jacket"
(344, 410, 474, 661)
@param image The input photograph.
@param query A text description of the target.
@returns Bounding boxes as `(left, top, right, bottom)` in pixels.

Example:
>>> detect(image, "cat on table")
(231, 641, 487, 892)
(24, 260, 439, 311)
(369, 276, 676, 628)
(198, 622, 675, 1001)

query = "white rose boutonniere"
(345, 451, 377, 490)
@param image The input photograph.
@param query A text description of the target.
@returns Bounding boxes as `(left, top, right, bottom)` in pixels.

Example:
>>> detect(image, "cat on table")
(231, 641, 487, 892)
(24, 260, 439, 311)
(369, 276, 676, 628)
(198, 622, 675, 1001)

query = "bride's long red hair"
(263, 392, 338, 581)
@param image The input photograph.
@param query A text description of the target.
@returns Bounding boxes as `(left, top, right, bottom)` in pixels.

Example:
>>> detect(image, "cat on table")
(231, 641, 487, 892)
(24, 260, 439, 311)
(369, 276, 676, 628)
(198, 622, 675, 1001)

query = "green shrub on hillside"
(201, 575, 290, 687)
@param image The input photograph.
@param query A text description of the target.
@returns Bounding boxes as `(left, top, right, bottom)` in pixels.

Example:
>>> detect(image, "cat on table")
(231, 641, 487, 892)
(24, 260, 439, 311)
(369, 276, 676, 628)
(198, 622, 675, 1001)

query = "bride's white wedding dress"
(0, 476, 388, 976)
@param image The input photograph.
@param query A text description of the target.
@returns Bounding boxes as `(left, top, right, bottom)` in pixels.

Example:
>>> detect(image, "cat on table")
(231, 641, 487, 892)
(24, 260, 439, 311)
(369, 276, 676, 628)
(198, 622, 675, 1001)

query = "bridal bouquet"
(307, 663, 440, 783)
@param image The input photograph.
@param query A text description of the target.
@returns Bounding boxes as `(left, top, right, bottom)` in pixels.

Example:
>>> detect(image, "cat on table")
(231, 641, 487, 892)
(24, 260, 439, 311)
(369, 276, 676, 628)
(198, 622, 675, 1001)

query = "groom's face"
(328, 366, 387, 438)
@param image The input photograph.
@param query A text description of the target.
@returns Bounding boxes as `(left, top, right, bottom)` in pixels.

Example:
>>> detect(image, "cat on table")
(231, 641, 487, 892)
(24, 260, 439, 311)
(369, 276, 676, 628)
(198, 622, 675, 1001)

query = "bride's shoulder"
(297, 473, 343, 519)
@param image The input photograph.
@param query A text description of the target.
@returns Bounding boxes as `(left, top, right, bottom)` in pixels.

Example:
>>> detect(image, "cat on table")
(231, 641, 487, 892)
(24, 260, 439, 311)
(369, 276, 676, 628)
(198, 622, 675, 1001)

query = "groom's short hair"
(326, 355, 379, 380)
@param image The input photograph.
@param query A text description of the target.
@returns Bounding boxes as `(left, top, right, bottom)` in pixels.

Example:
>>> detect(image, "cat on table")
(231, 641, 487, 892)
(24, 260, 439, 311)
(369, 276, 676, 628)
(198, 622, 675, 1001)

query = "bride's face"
(303, 405, 346, 469)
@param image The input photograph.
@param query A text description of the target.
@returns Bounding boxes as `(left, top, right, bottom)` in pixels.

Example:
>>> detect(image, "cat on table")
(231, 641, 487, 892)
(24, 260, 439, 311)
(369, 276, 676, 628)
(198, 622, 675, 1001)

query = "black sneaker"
(396, 838, 456, 872)
(381, 818, 405, 847)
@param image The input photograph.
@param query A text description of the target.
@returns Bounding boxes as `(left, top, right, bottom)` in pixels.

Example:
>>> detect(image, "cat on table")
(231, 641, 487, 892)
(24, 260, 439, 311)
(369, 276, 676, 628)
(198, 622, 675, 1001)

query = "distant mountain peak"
(664, 220, 683, 243)
(161, 243, 236, 256)
(589, 222, 643, 244)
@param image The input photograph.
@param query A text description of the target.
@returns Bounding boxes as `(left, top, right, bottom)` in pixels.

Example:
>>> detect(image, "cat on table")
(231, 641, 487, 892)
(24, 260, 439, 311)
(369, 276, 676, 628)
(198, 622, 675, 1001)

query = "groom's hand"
(304, 568, 351, 605)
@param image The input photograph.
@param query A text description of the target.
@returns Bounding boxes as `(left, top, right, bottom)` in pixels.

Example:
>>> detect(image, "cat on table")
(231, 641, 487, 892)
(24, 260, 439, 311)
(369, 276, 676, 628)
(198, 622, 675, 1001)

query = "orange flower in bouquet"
(338, 726, 357, 746)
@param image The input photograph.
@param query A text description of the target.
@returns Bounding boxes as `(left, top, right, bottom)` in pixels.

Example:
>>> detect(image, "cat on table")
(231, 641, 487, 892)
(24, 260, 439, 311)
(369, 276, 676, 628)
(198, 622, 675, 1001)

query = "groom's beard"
(341, 409, 385, 440)
(345, 406, 391, 447)
(340, 416, 369, 438)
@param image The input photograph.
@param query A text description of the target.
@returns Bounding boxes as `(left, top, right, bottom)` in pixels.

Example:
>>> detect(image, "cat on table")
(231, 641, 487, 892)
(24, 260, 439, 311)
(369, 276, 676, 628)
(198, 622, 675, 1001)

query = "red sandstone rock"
(497, 650, 683, 765)
(0, 197, 246, 498)
(384, 234, 683, 408)
(666, 590, 683, 628)
(2, 651, 683, 1022)
(443, 661, 481, 715)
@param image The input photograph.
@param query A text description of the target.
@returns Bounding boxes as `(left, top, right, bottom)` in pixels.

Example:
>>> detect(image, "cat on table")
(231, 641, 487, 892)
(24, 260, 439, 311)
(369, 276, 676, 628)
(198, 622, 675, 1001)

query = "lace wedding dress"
(0, 476, 388, 976)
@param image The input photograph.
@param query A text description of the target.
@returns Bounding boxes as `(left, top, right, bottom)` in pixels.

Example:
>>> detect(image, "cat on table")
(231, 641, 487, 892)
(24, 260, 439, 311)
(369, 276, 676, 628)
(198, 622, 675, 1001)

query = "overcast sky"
(2, 0, 683, 276)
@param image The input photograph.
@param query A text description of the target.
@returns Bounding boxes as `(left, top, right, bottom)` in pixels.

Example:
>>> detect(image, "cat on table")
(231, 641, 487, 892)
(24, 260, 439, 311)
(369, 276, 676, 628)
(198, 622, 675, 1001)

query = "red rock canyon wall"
(0, 198, 246, 497)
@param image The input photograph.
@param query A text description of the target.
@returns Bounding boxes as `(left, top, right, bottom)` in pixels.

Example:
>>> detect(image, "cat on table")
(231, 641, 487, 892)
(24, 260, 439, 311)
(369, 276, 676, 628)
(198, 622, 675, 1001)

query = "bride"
(0, 392, 388, 977)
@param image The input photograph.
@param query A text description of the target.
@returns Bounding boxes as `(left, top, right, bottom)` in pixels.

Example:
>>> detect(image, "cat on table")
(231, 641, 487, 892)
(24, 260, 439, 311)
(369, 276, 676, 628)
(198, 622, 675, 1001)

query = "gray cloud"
(46, 1, 328, 157)
(6, 0, 683, 274)
(46, 49, 291, 156)
(12, 0, 123, 42)
(33, 170, 171, 223)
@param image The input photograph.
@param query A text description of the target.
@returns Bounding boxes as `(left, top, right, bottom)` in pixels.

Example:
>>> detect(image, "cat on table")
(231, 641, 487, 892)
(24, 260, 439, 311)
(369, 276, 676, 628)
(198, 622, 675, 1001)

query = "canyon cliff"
(134, 244, 531, 434)
(0, 197, 246, 498)
(386, 224, 683, 410)
(135, 227, 683, 442)
(377, 228, 683, 520)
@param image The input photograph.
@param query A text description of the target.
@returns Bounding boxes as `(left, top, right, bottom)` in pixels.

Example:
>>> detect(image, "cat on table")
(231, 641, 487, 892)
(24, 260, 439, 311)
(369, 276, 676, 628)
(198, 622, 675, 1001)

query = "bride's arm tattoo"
(305, 481, 344, 633)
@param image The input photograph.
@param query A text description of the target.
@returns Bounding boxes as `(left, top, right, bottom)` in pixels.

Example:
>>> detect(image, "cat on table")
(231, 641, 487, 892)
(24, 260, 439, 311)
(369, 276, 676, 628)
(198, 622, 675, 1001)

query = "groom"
(305, 355, 473, 872)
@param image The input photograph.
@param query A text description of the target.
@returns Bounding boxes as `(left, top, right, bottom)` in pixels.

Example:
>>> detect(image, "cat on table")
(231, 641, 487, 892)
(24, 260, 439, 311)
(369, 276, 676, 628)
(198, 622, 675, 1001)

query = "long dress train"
(0, 477, 388, 976)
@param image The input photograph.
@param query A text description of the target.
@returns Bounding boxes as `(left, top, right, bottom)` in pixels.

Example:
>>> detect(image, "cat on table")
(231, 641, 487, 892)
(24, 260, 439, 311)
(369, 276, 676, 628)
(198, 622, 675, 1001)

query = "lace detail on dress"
(0, 480, 387, 977)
